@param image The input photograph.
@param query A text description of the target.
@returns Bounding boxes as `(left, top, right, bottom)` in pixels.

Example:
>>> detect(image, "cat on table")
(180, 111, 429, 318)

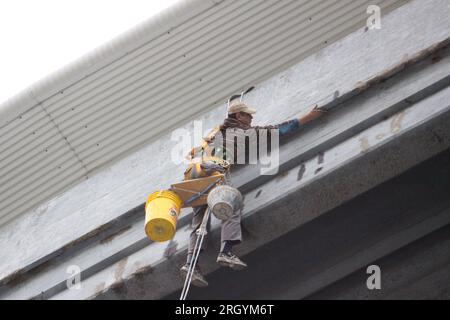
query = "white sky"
(0, 0, 180, 105)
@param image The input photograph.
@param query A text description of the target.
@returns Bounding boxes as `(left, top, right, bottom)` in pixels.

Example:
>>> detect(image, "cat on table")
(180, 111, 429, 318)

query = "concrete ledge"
(49, 86, 450, 299)
(1, 39, 449, 299)
(1, 0, 450, 299)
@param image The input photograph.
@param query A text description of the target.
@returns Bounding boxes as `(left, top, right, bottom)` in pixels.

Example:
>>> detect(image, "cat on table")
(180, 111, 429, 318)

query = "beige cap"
(227, 101, 257, 114)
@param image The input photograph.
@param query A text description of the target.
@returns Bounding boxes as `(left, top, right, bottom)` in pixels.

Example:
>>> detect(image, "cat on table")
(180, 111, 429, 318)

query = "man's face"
(236, 112, 253, 126)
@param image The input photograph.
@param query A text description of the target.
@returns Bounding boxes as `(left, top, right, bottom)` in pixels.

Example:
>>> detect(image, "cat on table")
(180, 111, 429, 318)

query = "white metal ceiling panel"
(0, 0, 408, 225)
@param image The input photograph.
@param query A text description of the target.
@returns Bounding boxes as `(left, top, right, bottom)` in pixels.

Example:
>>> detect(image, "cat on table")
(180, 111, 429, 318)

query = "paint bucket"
(145, 190, 183, 242)
(207, 185, 242, 220)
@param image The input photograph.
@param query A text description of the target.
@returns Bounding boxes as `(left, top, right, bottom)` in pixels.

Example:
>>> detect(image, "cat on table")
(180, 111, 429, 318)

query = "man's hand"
(299, 105, 328, 125)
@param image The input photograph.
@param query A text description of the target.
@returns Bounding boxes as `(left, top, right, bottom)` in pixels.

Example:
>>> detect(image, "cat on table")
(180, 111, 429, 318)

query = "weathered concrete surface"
(1, 0, 448, 285)
(3, 40, 449, 300)
(1, 0, 449, 299)
(47, 85, 450, 299)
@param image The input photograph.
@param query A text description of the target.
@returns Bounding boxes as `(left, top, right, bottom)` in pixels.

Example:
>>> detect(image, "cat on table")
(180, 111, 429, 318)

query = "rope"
(179, 169, 232, 300)
(180, 207, 211, 300)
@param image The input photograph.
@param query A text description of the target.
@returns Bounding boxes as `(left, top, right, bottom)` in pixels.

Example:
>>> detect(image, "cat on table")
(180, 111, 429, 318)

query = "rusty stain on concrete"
(94, 282, 106, 295)
(63, 223, 110, 253)
(1, 258, 55, 287)
(100, 226, 132, 245)
(297, 164, 306, 181)
(391, 111, 406, 134)
(133, 265, 154, 281)
(360, 136, 370, 153)
(114, 257, 128, 281)
(318, 152, 325, 164)
(352, 37, 450, 97)
(431, 54, 442, 64)
(135, 265, 153, 276)
(110, 281, 127, 295)
(275, 170, 289, 181)
(0, 269, 26, 287)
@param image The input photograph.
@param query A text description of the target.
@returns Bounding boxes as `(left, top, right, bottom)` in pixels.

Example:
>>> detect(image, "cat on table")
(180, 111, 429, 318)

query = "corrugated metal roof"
(0, 0, 408, 226)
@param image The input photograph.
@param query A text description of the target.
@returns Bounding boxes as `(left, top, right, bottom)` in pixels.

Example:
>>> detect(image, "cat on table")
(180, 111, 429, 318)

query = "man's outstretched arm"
(253, 105, 328, 137)
(298, 105, 328, 125)
(276, 105, 328, 136)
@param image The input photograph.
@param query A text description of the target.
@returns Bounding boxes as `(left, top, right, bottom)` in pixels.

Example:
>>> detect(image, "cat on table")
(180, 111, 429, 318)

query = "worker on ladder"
(180, 99, 327, 287)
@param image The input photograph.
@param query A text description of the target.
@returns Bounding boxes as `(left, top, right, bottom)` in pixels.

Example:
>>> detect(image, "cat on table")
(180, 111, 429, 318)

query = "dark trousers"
(187, 204, 242, 262)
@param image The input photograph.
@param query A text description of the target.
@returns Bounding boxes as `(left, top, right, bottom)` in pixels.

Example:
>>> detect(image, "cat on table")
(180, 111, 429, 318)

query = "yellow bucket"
(145, 190, 182, 242)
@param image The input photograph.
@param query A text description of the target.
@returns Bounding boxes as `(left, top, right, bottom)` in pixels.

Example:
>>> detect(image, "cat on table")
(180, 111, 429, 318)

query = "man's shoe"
(180, 264, 209, 287)
(217, 252, 248, 270)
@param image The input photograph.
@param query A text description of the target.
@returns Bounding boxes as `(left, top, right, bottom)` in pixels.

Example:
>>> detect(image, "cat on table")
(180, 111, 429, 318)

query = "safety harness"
(183, 126, 230, 180)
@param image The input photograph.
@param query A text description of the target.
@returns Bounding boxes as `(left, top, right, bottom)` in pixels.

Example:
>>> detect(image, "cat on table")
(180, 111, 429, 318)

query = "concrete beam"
(47, 85, 450, 299)
(0, 1, 449, 297)
(3, 41, 450, 299)
(1, 0, 449, 284)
